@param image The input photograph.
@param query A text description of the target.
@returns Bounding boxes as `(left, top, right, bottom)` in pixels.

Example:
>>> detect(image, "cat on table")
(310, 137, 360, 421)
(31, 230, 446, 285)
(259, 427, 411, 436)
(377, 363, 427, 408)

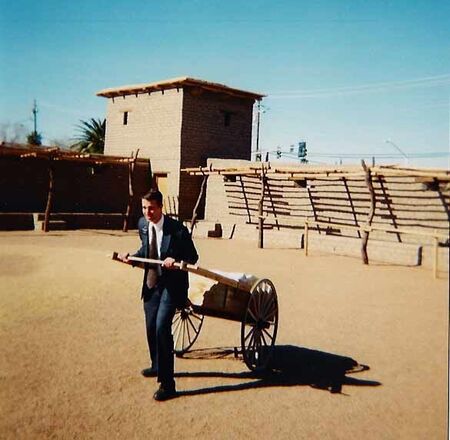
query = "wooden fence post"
(43, 158, 54, 232)
(258, 165, 266, 249)
(433, 232, 439, 279)
(304, 220, 309, 256)
(190, 167, 209, 236)
(361, 160, 376, 264)
(123, 149, 139, 232)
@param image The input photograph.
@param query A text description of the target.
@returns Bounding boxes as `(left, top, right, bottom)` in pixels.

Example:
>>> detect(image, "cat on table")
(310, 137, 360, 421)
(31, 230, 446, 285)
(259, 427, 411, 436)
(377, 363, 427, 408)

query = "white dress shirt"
(148, 214, 164, 258)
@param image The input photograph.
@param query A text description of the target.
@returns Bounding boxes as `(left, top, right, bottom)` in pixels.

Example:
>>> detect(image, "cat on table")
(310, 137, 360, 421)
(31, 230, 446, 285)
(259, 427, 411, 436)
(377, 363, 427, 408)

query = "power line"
(306, 152, 449, 158)
(252, 150, 449, 158)
(268, 74, 450, 99)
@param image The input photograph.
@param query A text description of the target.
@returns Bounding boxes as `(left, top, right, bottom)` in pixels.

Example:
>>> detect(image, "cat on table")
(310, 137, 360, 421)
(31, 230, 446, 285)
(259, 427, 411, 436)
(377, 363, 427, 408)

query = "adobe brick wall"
(0, 156, 151, 229)
(0, 157, 49, 211)
(179, 88, 253, 219)
(204, 158, 254, 223)
(102, 87, 255, 220)
(180, 88, 253, 168)
(103, 88, 183, 202)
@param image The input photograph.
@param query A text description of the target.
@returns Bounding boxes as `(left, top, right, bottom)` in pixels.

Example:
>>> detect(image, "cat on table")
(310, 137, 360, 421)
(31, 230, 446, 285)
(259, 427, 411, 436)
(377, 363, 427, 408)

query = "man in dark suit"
(119, 189, 198, 401)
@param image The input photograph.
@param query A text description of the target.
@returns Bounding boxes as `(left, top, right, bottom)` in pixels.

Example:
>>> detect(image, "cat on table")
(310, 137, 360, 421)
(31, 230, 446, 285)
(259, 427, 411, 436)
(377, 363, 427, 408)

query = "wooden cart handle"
(111, 252, 242, 289)
(111, 252, 198, 271)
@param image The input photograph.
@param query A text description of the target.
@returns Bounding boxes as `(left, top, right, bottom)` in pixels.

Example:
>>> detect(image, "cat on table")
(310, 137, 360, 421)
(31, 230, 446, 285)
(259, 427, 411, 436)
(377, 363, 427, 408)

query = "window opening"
(223, 112, 231, 127)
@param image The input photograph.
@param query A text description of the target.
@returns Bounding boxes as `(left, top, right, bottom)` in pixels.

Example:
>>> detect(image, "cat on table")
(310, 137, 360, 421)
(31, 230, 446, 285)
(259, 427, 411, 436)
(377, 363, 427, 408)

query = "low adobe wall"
(0, 155, 151, 230)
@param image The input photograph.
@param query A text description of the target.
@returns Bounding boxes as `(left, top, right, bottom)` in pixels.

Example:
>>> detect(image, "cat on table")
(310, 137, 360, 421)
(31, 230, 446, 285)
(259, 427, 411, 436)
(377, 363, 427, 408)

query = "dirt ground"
(0, 230, 448, 439)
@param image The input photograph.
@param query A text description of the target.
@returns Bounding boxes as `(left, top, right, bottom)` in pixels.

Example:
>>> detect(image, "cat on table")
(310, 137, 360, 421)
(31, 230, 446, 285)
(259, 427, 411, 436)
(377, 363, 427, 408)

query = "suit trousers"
(143, 284, 177, 389)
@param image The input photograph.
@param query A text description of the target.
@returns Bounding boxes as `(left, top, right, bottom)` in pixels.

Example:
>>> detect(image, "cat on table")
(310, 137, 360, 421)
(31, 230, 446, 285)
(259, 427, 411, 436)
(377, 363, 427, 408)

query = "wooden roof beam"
(372, 168, 450, 179)
(288, 172, 366, 180)
(376, 164, 450, 173)
(273, 165, 362, 174)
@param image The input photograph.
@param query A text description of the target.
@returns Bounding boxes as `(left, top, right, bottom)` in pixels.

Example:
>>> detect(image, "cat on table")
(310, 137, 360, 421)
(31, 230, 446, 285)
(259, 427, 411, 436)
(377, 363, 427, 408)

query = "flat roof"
(96, 76, 265, 100)
(0, 143, 148, 165)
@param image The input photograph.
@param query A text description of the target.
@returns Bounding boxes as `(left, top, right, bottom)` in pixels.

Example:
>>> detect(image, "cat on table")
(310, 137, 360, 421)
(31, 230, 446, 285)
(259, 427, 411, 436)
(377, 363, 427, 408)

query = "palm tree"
(71, 118, 105, 154)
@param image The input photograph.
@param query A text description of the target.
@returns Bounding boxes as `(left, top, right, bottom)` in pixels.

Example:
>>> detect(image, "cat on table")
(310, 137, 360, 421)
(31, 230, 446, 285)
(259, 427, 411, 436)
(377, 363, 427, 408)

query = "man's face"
(142, 199, 163, 223)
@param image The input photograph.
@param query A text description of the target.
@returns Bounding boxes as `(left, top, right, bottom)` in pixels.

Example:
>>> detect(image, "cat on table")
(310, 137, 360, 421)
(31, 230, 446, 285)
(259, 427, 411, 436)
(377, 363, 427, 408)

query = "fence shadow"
(175, 344, 381, 397)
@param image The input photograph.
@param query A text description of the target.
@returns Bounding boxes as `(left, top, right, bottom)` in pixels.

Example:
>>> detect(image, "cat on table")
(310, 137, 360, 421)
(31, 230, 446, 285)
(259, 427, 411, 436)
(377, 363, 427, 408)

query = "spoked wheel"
(241, 279, 278, 371)
(172, 303, 204, 355)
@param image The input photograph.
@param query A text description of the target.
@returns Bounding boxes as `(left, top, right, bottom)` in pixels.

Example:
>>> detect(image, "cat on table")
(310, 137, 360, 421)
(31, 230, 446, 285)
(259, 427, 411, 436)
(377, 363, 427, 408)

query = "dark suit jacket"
(133, 215, 199, 305)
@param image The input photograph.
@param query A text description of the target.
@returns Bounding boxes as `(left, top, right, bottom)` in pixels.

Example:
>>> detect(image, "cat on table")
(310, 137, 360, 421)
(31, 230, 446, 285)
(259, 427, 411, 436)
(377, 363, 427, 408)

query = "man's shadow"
(175, 345, 381, 397)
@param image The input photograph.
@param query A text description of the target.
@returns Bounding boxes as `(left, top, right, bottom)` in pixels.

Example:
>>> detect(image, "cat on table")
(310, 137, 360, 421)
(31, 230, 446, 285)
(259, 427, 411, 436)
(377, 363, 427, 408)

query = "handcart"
(112, 253, 279, 371)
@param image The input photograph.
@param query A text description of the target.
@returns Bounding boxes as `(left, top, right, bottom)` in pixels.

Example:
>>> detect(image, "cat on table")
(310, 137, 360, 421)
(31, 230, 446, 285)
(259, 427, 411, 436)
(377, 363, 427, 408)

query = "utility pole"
(32, 100, 38, 134)
(255, 101, 261, 161)
(27, 99, 42, 146)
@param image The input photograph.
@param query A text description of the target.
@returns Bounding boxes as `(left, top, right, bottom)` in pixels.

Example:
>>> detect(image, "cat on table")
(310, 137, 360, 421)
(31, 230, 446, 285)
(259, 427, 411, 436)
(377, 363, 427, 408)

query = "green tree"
(27, 130, 42, 146)
(71, 118, 105, 154)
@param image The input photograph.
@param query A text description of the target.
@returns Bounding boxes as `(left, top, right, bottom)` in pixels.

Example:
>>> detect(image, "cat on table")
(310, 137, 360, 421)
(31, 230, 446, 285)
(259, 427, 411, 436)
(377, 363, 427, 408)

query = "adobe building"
(96, 77, 264, 219)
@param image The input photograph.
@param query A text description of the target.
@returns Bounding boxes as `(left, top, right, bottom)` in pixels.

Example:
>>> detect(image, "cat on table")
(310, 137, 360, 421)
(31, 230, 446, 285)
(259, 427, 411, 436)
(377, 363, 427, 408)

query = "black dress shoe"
(153, 385, 177, 401)
(141, 367, 157, 377)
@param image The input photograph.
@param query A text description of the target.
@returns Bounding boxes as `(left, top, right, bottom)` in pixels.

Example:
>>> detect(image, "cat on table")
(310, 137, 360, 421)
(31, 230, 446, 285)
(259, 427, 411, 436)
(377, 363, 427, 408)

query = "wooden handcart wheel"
(172, 302, 204, 355)
(241, 278, 279, 371)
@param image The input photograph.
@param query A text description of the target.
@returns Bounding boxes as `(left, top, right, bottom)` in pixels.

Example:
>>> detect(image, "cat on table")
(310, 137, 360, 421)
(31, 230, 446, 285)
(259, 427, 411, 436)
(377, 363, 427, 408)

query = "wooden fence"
(183, 162, 450, 266)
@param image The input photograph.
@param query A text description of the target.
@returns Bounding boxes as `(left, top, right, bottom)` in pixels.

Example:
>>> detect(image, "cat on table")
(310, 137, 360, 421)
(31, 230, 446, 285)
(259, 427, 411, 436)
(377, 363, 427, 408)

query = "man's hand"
(162, 257, 176, 269)
(117, 252, 130, 263)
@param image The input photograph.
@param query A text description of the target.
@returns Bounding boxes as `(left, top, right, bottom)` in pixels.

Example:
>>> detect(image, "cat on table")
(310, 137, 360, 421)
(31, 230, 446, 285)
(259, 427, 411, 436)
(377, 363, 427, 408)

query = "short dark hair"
(142, 189, 163, 206)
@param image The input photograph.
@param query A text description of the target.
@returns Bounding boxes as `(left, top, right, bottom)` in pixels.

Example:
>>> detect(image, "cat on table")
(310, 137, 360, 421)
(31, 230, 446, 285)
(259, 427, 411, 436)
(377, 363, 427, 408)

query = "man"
(119, 189, 198, 401)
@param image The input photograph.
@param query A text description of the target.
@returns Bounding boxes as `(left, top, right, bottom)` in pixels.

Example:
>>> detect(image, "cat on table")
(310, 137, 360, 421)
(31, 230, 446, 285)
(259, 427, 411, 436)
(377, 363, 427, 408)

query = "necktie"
(146, 226, 158, 289)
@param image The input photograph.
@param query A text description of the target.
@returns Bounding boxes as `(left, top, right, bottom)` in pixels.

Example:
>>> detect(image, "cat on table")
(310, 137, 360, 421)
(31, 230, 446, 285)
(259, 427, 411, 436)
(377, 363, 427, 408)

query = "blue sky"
(1, 0, 449, 167)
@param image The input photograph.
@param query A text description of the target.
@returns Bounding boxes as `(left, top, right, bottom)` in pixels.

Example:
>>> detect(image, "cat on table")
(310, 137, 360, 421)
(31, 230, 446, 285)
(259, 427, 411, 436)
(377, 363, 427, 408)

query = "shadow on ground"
(175, 345, 381, 397)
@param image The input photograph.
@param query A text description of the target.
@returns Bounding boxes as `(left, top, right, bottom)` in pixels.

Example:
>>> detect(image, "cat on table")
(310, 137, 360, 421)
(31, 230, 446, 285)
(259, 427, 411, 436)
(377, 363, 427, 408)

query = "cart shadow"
(175, 345, 381, 397)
